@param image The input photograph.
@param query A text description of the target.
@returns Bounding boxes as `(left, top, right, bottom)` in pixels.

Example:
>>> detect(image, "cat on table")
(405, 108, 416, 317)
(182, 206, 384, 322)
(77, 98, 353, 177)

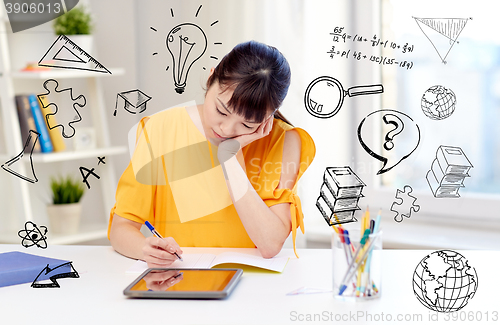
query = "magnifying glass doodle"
(304, 76, 384, 118)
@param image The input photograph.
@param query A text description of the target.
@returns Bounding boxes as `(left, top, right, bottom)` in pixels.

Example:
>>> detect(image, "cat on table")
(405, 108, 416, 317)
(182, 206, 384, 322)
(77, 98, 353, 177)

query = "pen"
(338, 235, 377, 295)
(364, 209, 382, 295)
(145, 221, 183, 261)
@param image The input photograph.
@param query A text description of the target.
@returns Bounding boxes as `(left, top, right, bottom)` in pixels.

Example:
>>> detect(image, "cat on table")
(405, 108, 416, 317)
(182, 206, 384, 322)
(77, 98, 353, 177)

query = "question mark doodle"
(382, 114, 404, 151)
(358, 109, 421, 175)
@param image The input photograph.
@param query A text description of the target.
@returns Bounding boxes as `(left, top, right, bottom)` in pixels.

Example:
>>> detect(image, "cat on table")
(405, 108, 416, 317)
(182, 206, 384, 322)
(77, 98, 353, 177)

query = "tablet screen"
(129, 269, 238, 292)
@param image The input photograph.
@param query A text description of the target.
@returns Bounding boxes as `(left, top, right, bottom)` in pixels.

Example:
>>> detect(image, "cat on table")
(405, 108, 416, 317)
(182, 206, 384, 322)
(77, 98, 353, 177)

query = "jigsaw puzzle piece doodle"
(37, 79, 86, 138)
(391, 185, 420, 222)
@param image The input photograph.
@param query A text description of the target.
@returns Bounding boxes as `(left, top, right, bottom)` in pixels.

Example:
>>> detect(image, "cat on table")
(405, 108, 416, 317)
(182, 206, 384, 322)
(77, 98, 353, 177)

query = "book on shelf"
(37, 95, 66, 152)
(27, 94, 53, 153)
(15, 95, 41, 153)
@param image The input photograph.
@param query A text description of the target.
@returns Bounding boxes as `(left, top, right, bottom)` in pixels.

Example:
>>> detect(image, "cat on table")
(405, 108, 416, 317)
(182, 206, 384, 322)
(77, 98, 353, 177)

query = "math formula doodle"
(328, 26, 415, 70)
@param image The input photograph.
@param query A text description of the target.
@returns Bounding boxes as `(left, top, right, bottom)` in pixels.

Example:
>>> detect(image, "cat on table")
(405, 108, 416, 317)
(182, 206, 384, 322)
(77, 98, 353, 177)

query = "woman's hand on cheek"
(231, 116, 274, 149)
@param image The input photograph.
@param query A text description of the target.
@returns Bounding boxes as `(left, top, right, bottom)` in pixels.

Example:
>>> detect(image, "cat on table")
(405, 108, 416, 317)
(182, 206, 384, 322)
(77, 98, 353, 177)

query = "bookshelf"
(0, 8, 126, 244)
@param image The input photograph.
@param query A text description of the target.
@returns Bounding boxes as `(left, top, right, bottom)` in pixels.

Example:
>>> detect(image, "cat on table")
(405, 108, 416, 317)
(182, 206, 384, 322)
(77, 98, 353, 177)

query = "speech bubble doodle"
(358, 109, 420, 175)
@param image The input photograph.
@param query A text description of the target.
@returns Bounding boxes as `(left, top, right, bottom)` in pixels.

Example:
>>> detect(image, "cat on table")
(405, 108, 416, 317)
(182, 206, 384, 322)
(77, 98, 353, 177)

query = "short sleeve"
(107, 161, 156, 239)
(108, 116, 157, 239)
(246, 125, 316, 258)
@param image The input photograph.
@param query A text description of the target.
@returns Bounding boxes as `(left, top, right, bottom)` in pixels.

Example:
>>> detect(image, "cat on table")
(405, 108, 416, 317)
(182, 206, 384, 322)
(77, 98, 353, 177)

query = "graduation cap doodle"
(114, 89, 152, 116)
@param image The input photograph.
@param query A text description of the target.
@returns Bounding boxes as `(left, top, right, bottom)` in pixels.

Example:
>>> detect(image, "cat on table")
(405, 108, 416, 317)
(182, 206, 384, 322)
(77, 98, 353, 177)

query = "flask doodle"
(358, 109, 421, 175)
(382, 113, 404, 151)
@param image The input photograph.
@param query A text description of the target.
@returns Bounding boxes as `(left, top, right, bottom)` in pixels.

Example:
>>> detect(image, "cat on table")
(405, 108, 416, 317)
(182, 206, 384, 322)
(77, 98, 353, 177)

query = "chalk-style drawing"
(32, 262, 80, 288)
(113, 89, 152, 116)
(38, 35, 111, 73)
(316, 166, 365, 226)
(426, 145, 472, 198)
(1, 130, 39, 183)
(390, 185, 420, 222)
(37, 79, 86, 138)
(413, 250, 478, 312)
(18, 221, 48, 249)
(151, 5, 221, 93)
(5, 1, 80, 33)
(421, 85, 456, 120)
(413, 17, 471, 64)
(358, 109, 421, 175)
(304, 76, 384, 119)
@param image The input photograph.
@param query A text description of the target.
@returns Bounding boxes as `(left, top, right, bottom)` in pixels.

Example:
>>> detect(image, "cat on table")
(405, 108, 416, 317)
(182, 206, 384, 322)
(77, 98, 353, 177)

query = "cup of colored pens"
(331, 209, 383, 301)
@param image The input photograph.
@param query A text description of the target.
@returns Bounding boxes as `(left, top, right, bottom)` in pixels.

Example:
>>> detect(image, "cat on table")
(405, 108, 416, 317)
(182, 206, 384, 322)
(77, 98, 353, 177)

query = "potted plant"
(47, 175, 85, 234)
(53, 6, 94, 54)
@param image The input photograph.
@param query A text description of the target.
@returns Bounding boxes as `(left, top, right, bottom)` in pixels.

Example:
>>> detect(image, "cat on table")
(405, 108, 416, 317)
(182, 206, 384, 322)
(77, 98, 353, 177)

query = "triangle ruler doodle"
(38, 35, 111, 74)
(413, 17, 470, 64)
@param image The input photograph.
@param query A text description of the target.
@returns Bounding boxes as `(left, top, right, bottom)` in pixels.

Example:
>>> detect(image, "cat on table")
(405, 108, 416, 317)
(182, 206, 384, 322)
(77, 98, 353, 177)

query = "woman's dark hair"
(206, 40, 293, 126)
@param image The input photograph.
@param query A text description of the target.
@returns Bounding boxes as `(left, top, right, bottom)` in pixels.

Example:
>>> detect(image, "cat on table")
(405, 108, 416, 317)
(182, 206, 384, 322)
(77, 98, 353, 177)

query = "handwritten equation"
(328, 27, 415, 70)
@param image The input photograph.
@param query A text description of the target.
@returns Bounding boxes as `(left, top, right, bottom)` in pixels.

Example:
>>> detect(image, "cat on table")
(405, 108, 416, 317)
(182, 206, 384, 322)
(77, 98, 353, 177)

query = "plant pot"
(66, 34, 94, 56)
(47, 203, 82, 235)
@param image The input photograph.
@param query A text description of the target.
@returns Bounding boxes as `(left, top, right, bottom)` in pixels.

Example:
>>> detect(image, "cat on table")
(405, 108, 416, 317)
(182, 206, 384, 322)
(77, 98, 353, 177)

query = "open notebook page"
(126, 252, 289, 273)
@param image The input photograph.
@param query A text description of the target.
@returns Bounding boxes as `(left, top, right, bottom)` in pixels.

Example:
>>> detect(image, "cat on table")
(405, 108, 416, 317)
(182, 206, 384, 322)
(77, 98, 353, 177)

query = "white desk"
(0, 245, 497, 325)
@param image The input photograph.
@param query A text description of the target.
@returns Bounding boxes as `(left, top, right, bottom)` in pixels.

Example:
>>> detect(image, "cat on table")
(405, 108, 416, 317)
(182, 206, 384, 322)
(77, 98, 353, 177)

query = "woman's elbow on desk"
(257, 235, 287, 259)
(258, 246, 281, 259)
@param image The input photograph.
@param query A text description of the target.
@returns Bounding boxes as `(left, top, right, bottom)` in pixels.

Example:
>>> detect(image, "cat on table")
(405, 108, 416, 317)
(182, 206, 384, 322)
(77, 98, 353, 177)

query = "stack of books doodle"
(426, 145, 472, 198)
(316, 166, 365, 226)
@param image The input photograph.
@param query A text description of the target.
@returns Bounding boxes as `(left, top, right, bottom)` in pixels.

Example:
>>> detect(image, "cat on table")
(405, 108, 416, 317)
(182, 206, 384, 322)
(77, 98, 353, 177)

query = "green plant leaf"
(53, 6, 93, 35)
(49, 174, 85, 204)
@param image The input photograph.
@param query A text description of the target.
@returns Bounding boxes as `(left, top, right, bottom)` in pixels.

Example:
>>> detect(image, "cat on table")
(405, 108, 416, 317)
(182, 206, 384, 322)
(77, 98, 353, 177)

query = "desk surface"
(0, 245, 497, 325)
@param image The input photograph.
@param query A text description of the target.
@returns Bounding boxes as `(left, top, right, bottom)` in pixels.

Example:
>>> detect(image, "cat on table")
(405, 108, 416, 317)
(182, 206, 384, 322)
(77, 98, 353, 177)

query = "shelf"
(31, 146, 128, 163)
(0, 222, 108, 245)
(0, 146, 127, 163)
(9, 68, 125, 79)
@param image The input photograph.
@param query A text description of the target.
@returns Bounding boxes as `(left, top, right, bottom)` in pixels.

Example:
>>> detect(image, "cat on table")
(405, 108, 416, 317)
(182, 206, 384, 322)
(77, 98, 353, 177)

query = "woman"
(108, 40, 315, 267)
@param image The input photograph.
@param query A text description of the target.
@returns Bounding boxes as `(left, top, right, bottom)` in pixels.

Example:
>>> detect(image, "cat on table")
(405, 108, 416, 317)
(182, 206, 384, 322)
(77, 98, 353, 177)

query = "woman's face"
(202, 81, 264, 143)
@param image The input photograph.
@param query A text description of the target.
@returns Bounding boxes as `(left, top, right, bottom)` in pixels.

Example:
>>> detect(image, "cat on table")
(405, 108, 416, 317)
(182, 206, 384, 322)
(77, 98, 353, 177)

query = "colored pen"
(338, 235, 377, 295)
(145, 221, 183, 261)
(364, 209, 382, 295)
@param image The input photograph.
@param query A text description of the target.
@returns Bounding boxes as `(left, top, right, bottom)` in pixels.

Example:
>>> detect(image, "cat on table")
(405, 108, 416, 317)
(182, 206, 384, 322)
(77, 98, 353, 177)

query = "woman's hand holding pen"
(142, 236, 183, 268)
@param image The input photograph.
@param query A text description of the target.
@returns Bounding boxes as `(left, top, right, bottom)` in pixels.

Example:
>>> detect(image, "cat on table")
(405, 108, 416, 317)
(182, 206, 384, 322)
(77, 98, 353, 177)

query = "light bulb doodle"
(150, 5, 222, 94)
(166, 23, 207, 94)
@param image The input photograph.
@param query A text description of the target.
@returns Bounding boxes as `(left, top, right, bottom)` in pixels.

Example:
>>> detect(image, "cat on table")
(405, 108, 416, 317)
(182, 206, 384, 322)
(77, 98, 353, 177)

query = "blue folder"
(0, 251, 71, 287)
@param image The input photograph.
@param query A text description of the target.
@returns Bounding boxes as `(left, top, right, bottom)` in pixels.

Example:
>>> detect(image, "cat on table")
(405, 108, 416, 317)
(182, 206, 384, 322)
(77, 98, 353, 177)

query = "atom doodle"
(18, 221, 48, 249)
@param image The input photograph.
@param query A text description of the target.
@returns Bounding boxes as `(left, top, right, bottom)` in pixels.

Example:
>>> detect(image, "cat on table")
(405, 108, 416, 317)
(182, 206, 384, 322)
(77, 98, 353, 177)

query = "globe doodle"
(421, 85, 456, 120)
(413, 250, 478, 313)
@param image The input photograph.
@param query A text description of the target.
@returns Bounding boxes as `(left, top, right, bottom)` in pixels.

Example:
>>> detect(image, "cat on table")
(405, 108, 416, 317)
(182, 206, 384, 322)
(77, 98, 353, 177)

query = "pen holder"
(331, 227, 382, 301)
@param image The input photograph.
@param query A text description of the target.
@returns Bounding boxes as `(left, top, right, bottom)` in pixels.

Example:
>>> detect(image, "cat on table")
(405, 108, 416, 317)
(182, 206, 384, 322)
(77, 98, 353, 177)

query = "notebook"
(0, 251, 71, 287)
(127, 252, 290, 274)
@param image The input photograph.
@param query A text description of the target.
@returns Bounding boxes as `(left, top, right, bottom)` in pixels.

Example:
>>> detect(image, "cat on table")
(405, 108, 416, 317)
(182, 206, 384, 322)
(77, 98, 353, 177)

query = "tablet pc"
(123, 268, 243, 299)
